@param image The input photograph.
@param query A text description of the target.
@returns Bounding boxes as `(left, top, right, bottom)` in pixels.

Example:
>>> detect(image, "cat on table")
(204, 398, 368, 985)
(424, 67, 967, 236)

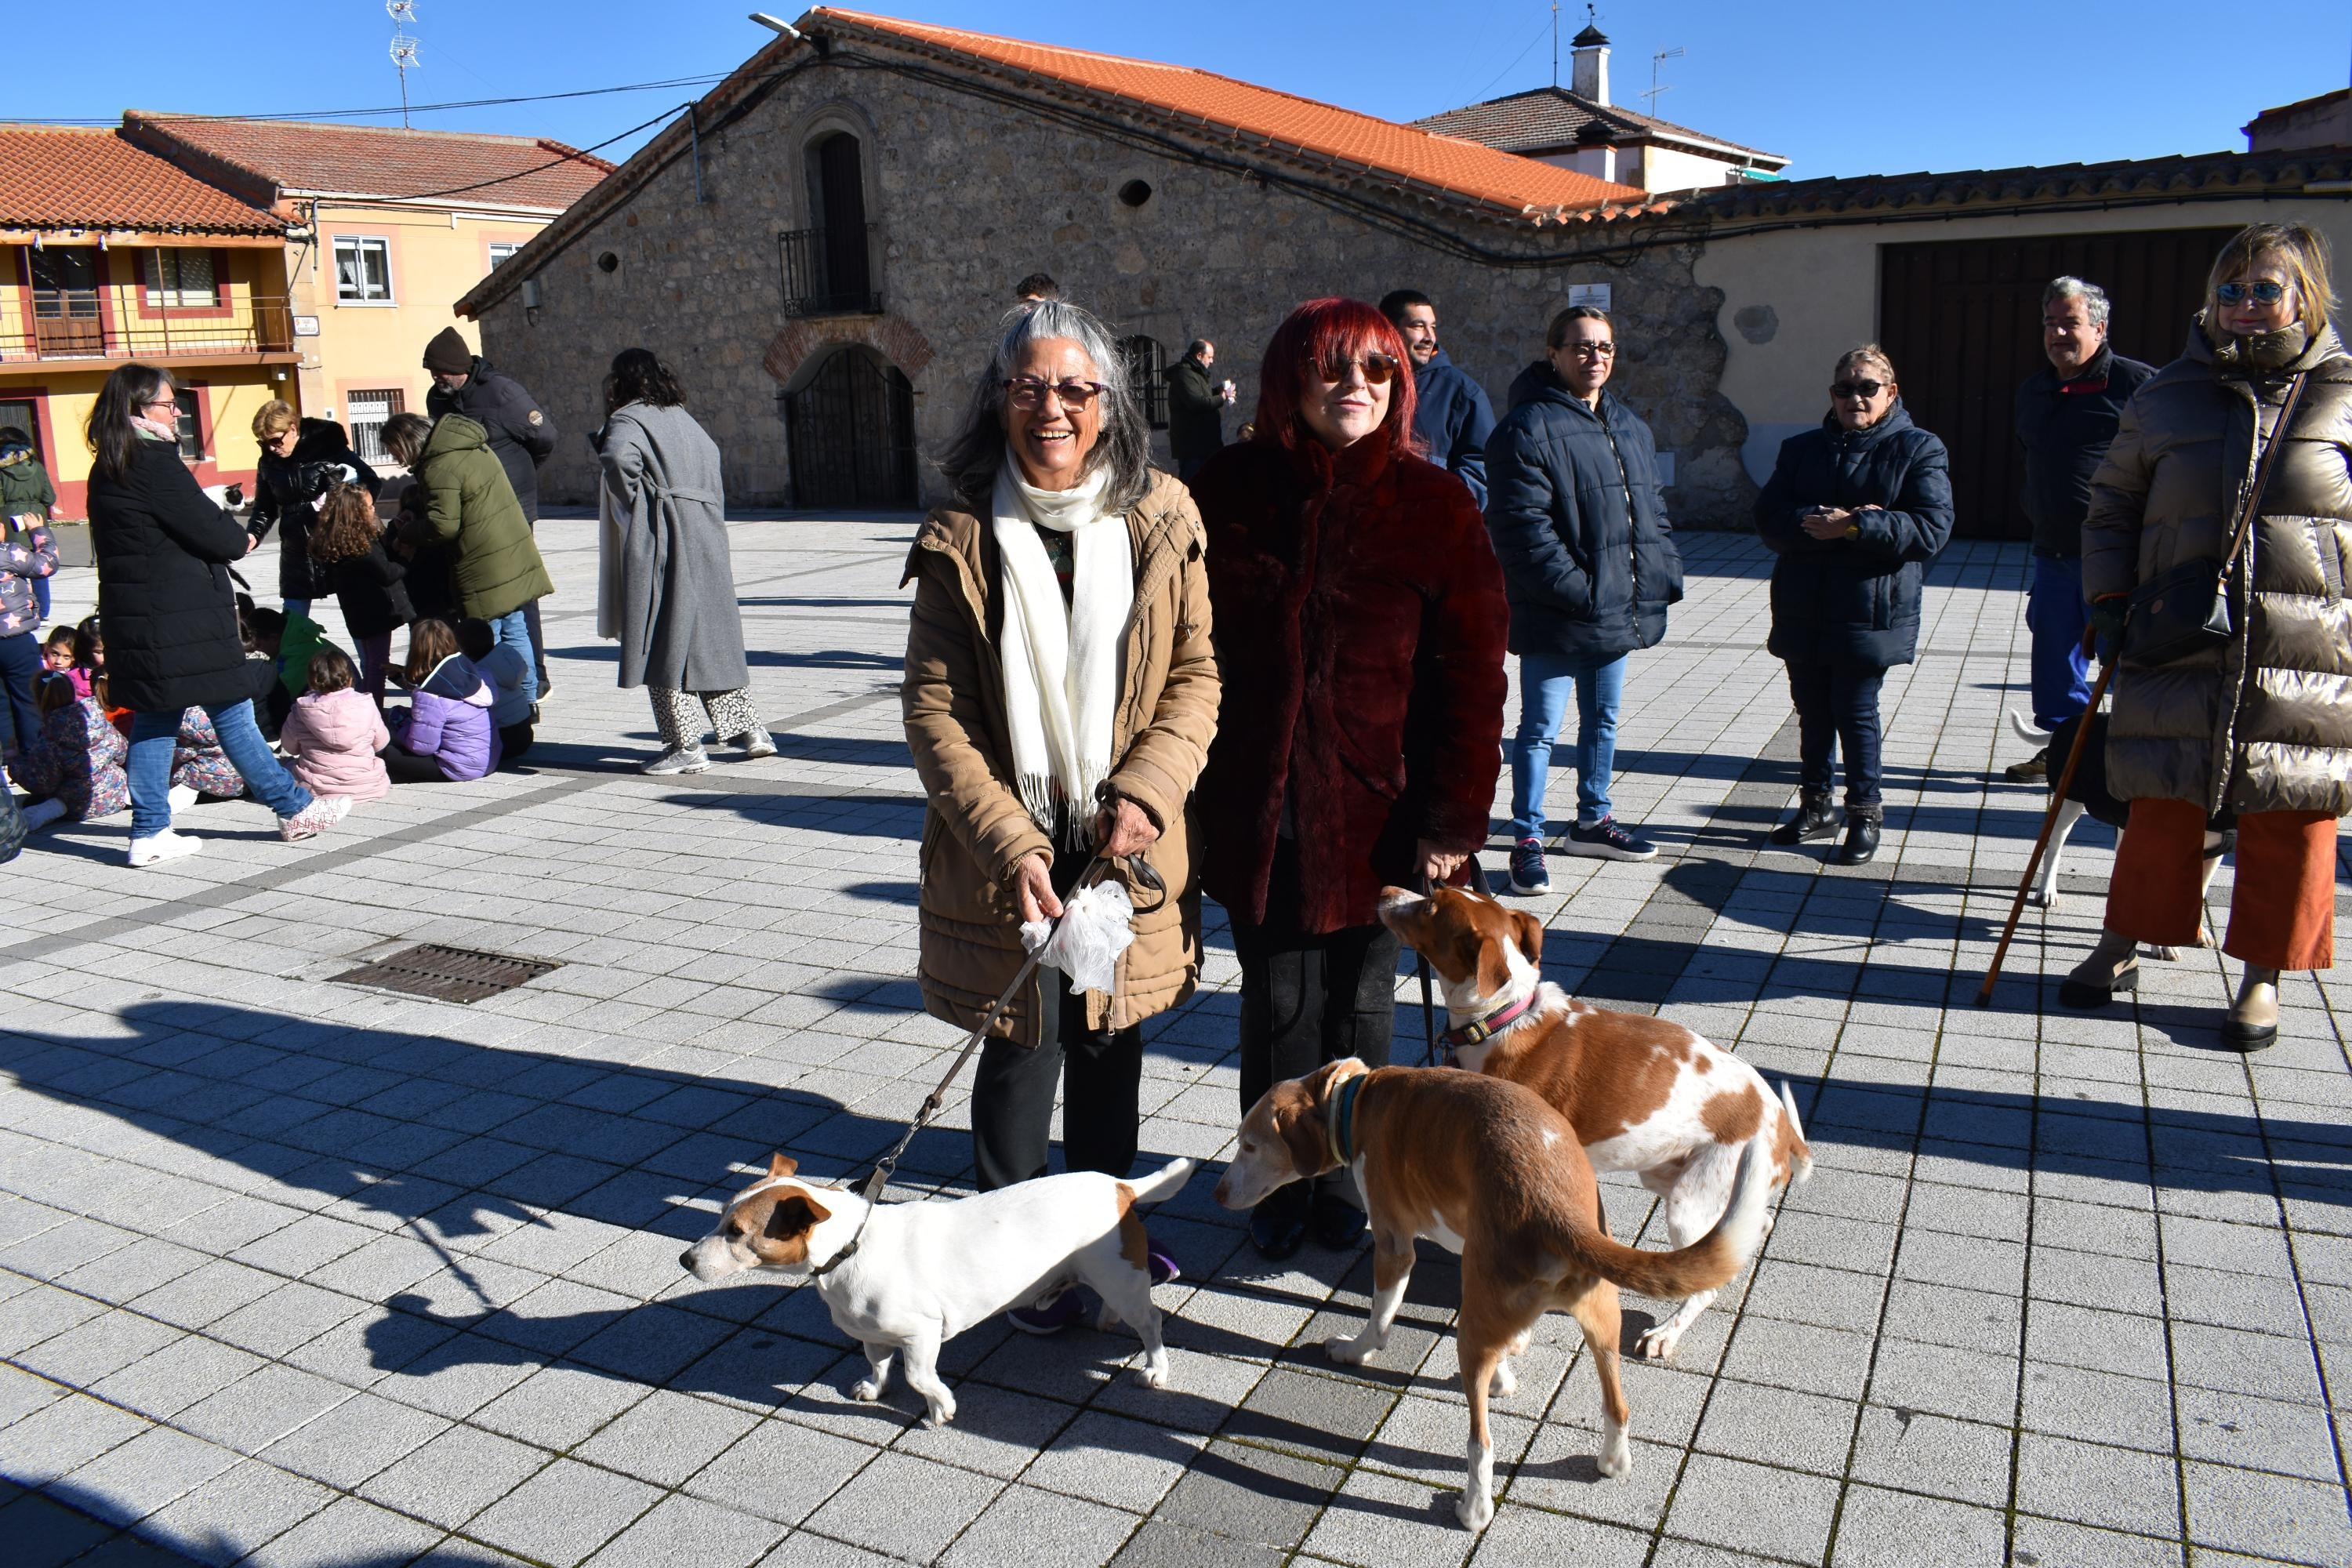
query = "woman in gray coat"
(593, 350, 774, 774)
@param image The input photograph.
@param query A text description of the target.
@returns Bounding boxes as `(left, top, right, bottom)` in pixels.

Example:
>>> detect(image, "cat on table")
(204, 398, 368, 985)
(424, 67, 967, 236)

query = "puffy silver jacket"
(2083, 323, 2352, 816)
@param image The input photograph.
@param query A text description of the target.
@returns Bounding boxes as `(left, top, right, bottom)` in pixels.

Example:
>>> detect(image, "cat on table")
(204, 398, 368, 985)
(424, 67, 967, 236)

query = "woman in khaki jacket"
(2069, 223, 2352, 1049)
(902, 299, 1218, 1329)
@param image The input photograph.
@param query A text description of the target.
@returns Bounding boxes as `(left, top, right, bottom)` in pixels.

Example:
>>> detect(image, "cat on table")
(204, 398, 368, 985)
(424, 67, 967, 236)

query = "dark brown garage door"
(1878, 227, 2237, 541)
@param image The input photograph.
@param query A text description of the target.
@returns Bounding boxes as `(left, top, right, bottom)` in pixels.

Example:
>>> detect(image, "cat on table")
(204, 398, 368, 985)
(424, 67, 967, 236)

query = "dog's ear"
(1510, 910, 1544, 966)
(763, 1191, 831, 1240)
(766, 1152, 798, 1179)
(1471, 927, 1511, 1001)
(1274, 1093, 1329, 1180)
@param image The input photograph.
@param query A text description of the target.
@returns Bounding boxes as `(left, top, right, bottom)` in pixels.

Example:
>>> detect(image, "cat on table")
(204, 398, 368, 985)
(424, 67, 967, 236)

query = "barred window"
(1122, 336, 1168, 430)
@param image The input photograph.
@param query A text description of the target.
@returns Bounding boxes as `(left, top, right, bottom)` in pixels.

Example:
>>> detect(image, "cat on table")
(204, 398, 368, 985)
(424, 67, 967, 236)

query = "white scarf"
(991, 454, 1133, 845)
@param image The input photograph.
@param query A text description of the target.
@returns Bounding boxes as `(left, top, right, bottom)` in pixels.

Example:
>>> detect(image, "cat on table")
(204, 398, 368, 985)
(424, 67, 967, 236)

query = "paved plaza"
(2, 512, 2348, 1568)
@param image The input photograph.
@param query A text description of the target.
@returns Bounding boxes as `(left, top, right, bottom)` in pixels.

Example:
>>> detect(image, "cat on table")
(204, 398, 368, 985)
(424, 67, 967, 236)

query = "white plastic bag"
(1019, 880, 1137, 994)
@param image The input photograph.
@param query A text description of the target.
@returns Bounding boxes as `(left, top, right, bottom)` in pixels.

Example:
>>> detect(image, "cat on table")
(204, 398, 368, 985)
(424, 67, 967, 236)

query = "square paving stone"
(895, 1385, 1078, 1479)
(64, 1425, 241, 1526)
(583, 1493, 787, 1568)
(0, 1392, 151, 1487)
(941, 1483, 1139, 1568)
(466, 1457, 663, 1568)
(1691, 1379, 1856, 1477)
(242, 1492, 446, 1568)
(2015, 1432, 2180, 1536)
(800, 1450, 1002, 1561)
(359, 1423, 555, 1530)
(1296, 1465, 1479, 1568)
(1468, 1507, 1650, 1567)
(1718, 1316, 1873, 1402)
(1107, 1519, 1285, 1567)
(2024, 1301, 2171, 1381)
(575, 1388, 760, 1489)
(1024, 1410, 1206, 1514)
(684, 1420, 877, 1527)
(2182, 1460, 2352, 1566)
(470, 1362, 648, 1450)
(256, 1389, 450, 1490)
(2175, 1385, 2343, 1481)
(133, 1460, 332, 1566)
(1355, 1392, 1537, 1491)
(1846, 1404, 2013, 1507)
(1865, 1336, 2019, 1425)
(1506, 1428, 1678, 1533)
(1220, 1366, 1396, 1466)
(2008, 1515, 2184, 1568)
(1830, 1484, 2007, 1567)
(1661, 1453, 1839, 1563)
(2021, 1361, 2173, 1450)
(1156, 1439, 1344, 1550)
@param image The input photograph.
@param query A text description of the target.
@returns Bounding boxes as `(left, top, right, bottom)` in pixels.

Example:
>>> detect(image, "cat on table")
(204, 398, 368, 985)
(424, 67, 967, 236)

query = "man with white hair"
(2005, 277, 2154, 779)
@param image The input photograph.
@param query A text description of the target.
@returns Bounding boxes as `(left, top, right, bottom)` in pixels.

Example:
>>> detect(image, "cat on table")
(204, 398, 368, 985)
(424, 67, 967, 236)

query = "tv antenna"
(387, 0, 421, 129)
(1642, 45, 1684, 117)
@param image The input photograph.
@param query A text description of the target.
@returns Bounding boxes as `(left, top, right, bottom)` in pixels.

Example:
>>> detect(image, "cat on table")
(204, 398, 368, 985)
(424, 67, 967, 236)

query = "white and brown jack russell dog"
(1377, 882, 1812, 1361)
(680, 1152, 1193, 1426)
(1216, 1059, 1777, 1530)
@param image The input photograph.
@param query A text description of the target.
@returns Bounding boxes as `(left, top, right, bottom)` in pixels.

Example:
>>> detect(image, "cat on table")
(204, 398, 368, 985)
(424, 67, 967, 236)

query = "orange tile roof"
(811, 8, 1646, 216)
(126, 114, 614, 212)
(0, 125, 283, 235)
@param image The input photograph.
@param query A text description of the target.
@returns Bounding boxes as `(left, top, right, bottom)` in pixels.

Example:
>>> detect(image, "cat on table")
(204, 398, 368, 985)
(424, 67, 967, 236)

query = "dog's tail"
(1780, 1080, 1814, 1186)
(1123, 1156, 1195, 1205)
(2009, 710, 2049, 743)
(1561, 1130, 1778, 1301)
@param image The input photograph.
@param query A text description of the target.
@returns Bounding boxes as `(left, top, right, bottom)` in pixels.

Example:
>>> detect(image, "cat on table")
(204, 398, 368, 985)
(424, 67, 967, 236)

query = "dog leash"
(808, 850, 1166, 1280)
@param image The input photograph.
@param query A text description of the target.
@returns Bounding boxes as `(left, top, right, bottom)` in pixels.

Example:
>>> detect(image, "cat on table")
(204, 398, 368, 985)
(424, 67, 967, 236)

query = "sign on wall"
(1567, 283, 1611, 311)
(292, 316, 321, 336)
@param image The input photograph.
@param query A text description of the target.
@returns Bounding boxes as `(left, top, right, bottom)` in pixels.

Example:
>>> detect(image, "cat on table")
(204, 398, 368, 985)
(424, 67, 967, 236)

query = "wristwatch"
(1845, 522, 1860, 539)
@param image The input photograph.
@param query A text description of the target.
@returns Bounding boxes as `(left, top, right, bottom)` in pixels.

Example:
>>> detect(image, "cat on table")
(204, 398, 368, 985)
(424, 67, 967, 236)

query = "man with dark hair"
(1381, 288, 1496, 506)
(2005, 276, 2154, 779)
(1164, 339, 1232, 483)
(1014, 273, 1060, 303)
(423, 325, 557, 697)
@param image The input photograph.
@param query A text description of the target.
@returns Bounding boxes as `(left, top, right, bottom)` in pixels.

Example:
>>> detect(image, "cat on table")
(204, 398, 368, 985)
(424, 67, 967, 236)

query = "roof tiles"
(813, 8, 1646, 216)
(0, 125, 283, 235)
(126, 114, 613, 212)
(1413, 86, 1784, 165)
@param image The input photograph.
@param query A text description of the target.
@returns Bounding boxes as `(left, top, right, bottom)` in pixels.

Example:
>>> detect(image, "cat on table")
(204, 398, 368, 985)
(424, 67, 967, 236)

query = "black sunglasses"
(1831, 379, 1886, 400)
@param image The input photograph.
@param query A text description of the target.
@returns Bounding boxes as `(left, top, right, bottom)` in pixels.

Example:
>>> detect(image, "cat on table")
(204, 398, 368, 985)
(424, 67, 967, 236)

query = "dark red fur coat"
(1192, 434, 1508, 932)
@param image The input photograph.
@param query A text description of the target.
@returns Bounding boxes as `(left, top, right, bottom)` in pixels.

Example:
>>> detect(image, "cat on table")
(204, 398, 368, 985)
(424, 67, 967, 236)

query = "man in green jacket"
(382, 412, 553, 702)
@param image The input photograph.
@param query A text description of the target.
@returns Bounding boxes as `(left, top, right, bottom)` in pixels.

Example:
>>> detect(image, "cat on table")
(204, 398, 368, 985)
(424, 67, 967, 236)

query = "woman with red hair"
(1191, 297, 1509, 1258)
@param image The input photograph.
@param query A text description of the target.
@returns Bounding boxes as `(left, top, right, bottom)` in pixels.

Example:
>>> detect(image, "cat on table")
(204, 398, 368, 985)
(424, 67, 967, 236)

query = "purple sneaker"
(1005, 1287, 1085, 1335)
(1147, 1247, 1181, 1287)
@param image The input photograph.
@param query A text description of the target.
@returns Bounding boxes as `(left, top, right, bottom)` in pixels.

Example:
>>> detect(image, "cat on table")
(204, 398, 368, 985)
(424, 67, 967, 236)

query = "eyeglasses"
(1831, 379, 1886, 400)
(142, 397, 180, 414)
(2216, 279, 2288, 307)
(1002, 377, 1107, 411)
(1308, 353, 1399, 386)
(1559, 341, 1616, 358)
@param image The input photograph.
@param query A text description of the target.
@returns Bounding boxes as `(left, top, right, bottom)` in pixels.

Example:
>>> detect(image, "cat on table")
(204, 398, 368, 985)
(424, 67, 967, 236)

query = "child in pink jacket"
(278, 648, 390, 804)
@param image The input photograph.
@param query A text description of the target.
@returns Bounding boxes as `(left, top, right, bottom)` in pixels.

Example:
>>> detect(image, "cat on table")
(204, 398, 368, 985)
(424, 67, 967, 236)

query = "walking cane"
(1974, 658, 2116, 1008)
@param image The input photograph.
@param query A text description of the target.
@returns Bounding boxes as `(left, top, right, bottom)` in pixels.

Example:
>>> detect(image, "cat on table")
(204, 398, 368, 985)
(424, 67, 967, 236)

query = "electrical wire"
(17, 74, 731, 128)
(349, 101, 694, 203)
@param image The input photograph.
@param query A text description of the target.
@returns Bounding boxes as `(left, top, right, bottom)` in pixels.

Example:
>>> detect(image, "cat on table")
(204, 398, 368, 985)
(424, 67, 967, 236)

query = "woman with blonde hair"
(2067, 223, 2352, 1048)
(1755, 343, 1954, 865)
(248, 398, 376, 621)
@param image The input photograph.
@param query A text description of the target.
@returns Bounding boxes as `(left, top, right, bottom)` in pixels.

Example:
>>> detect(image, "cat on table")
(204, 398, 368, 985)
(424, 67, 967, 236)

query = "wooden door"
(27, 247, 102, 358)
(815, 134, 872, 313)
(1878, 227, 2237, 539)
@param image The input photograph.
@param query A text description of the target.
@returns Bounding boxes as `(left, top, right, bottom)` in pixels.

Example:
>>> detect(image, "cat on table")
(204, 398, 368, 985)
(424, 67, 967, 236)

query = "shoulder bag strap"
(2220, 370, 2310, 578)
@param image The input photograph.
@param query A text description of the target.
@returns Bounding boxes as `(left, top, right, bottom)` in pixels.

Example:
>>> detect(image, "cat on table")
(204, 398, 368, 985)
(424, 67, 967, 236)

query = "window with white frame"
(333, 237, 394, 303)
(487, 242, 522, 270)
(346, 389, 405, 466)
(172, 388, 203, 462)
(143, 249, 217, 308)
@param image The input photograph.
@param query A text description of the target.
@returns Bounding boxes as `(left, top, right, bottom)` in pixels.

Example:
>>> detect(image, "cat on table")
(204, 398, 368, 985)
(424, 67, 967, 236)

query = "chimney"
(1570, 23, 1610, 104)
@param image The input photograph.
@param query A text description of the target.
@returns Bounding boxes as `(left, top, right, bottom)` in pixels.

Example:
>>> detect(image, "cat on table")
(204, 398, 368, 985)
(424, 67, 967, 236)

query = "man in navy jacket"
(2007, 277, 2153, 779)
(1382, 290, 1496, 507)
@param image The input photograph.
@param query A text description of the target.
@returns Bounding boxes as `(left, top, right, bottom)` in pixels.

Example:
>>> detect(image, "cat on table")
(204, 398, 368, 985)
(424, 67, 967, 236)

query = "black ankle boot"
(1769, 791, 1838, 847)
(1835, 807, 1882, 866)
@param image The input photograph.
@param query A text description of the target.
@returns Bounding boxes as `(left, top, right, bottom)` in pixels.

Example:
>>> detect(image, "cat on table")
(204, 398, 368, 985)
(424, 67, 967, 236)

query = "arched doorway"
(801, 131, 875, 314)
(786, 346, 917, 510)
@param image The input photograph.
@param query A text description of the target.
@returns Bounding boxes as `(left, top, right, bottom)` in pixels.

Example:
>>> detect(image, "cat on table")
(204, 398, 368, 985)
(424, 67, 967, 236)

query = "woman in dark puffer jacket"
(85, 365, 349, 866)
(249, 402, 379, 616)
(1755, 344, 1955, 866)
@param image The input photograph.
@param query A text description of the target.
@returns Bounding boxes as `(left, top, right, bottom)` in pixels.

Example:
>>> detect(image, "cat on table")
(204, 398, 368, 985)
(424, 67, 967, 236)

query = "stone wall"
(474, 47, 1755, 526)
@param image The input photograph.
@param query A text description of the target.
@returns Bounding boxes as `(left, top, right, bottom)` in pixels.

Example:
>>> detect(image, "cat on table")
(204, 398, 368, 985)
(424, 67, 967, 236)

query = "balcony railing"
(779, 225, 884, 318)
(0, 288, 297, 365)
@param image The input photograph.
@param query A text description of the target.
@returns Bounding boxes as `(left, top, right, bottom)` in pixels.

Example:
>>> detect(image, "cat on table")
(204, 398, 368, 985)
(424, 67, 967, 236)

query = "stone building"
(455, 6, 1760, 523)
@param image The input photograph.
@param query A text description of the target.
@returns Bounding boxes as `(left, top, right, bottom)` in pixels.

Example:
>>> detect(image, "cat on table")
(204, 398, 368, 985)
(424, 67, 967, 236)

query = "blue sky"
(19, 1, 2349, 182)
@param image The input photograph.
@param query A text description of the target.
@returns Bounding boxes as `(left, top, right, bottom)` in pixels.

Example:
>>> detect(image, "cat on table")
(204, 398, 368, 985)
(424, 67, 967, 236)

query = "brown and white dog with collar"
(1217, 1061, 1774, 1530)
(1377, 882, 1812, 1361)
(680, 1152, 1192, 1426)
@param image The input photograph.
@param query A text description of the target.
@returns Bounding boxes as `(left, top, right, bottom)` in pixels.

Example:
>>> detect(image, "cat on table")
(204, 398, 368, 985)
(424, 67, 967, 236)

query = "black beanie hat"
(422, 327, 474, 376)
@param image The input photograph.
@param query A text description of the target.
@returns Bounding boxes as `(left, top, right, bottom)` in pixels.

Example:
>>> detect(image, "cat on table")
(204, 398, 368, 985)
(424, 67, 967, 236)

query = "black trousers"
(970, 854, 1143, 1192)
(1786, 659, 1887, 811)
(0, 631, 42, 759)
(1232, 841, 1401, 1182)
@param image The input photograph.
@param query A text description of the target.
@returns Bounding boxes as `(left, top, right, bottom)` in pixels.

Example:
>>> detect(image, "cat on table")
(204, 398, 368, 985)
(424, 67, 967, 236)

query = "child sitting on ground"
(72, 615, 103, 702)
(455, 618, 534, 764)
(309, 481, 412, 702)
(383, 619, 499, 783)
(280, 647, 389, 803)
(42, 627, 80, 695)
(171, 708, 245, 803)
(19, 675, 128, 829)
(237, 604, 292, 738)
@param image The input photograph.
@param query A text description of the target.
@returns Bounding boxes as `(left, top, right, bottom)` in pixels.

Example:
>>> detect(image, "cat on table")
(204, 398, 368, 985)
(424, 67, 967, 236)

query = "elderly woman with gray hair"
(902, 299, 1218, 1330)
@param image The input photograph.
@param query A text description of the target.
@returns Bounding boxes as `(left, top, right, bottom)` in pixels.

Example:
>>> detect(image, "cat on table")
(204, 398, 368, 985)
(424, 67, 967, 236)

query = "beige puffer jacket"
(2082, 323, 2352, 818)
(902, 469, 1218, 1047)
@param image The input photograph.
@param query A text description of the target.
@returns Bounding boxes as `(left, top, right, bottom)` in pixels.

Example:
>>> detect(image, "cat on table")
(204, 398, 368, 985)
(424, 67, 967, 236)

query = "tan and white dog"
(1216, 1061, 1776, 1530)
(681, 1152, 1192, 1426)
(1377, 882, 1812, 1360)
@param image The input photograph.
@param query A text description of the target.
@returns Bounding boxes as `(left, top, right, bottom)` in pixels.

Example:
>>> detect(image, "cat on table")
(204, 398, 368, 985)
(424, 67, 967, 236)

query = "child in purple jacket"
(382, 619, 499, 783)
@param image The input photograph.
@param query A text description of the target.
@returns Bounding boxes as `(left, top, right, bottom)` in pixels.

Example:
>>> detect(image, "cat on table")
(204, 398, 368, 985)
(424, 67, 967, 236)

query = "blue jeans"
(487, 608, 539, 705)
(1509, 650, 1624, 840)
(2027, 553, 2092, 729)
(129, 699, 309, 839)
(0, 630, 41, 758)
(1787, 660, 1886, 809)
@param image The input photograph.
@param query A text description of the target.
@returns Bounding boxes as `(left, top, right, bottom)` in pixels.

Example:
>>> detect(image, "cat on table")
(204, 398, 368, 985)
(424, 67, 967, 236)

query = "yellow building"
(123, 114, 611, 463)
(0, 125, 295, 517)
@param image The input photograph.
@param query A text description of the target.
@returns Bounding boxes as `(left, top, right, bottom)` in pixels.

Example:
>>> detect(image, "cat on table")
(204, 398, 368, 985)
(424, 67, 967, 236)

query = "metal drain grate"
(331, 943, 561, 1004)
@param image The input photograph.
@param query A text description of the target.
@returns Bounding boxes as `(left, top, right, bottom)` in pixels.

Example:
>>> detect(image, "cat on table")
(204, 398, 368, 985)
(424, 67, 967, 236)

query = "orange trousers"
(2104, 798, 2337, 970)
